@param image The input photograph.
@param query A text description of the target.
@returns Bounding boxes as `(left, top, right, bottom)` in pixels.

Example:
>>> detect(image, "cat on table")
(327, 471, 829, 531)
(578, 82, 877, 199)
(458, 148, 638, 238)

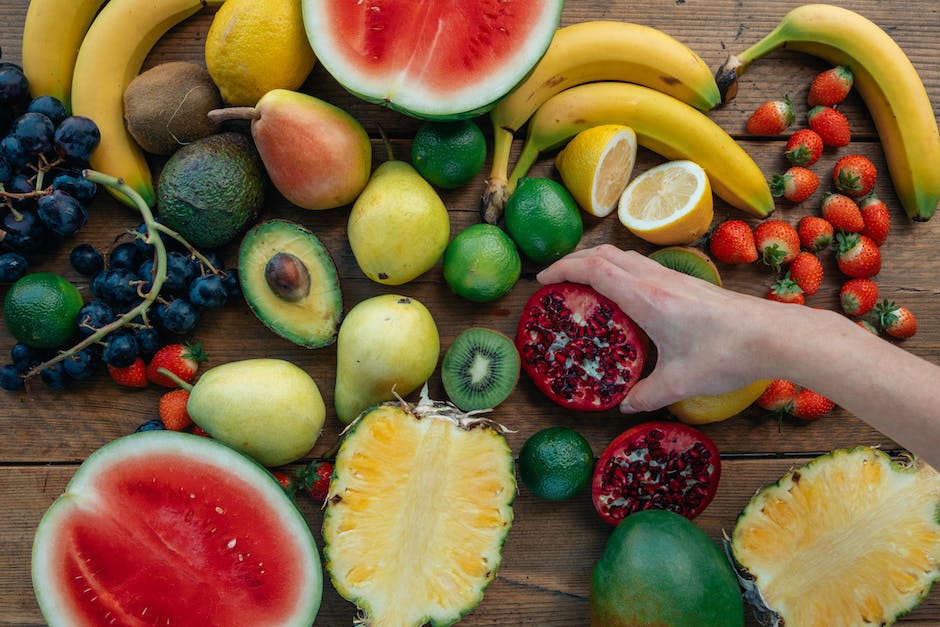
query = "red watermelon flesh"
(303, 0, 564, 119)
(32, 431, 321, 627)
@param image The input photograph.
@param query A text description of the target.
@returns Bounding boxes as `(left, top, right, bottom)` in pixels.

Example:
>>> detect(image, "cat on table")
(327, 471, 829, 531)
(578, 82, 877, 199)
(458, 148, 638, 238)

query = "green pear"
(347, 160, 450, 285)
(334, 294, 440, 424)
(187, 358, 326, 466)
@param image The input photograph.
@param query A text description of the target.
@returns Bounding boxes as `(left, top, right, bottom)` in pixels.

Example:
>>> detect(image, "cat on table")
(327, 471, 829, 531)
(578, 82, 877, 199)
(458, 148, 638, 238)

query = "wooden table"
(2, 0, 940, 624)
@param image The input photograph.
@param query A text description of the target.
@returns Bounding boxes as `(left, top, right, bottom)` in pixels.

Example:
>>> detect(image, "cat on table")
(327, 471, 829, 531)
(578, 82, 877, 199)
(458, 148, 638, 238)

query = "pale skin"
(537, 244, 940, 468)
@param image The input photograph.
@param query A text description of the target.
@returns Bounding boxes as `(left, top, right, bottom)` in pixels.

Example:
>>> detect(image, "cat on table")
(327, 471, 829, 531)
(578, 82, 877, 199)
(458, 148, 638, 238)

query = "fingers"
(619, 370, 678, 414)
(537, 244, 656, 286)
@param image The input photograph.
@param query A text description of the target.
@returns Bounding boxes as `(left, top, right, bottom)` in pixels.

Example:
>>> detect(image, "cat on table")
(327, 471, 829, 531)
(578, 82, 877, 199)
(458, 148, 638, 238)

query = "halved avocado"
(239, 220, 342, 348)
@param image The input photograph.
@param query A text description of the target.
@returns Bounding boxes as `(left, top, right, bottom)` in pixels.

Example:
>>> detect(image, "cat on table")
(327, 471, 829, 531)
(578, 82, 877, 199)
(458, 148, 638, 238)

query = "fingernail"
(620, 398, 636, 413)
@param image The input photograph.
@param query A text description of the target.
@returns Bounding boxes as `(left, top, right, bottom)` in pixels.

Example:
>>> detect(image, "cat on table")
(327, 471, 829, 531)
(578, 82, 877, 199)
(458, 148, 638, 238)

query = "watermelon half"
(31, 431, 321, 627)
(302, 0, 564, 119)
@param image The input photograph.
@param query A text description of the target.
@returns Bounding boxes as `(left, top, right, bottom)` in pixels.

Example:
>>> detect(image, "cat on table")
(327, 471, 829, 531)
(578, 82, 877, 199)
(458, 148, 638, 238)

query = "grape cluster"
(0, 56, 101, 282)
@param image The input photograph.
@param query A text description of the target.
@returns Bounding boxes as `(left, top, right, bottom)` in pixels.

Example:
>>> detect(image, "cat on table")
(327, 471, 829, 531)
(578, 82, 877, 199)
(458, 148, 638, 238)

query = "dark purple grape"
(0, 134, 28, 169)
(136, 257, 155, 293)
(108, 241, 142, 270)
(163, 251, 196, 293)
(0, 251, 28, 282)
(76, 300, 115, 336)
(52, 172, 97, 205)
(131, 222, 156, 256)
(53, 115, 100, 162)
(1, 207, 47, 252)
(6, 172, 35, 211)
(89, 269, 109, 299)
(103, 331, 139, 367)
(0, 64, 29, 110)
(11, 112, 55, 156)
(160, 298, 199, 335)
(40, 361, 69, 390)
(70, 243, 104, 276)
(11, 342, 46, 372)
(188, 274, 228, 309)
(0, 363, 24, 391)
(27, 96, 67, 127)
(135, 327, 162, 360)
(37, 189, 87, 237)
(0, 155, 11, 184)
(222, 268, 240, 298)
(136, 419, 165, 432)
(103, 268, 139, 304)
(63, 347, 100, 380)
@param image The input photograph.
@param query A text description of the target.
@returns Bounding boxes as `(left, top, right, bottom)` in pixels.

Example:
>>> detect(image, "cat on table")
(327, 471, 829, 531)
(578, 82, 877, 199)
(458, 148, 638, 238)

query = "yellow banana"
(507, 82, 775, 218)
(71, 0, 224, 208)
(669, 380, 772, 426)
(21, 0, 107, 111)
(715, 4, 940, 222)
(481, 20, 722, 224)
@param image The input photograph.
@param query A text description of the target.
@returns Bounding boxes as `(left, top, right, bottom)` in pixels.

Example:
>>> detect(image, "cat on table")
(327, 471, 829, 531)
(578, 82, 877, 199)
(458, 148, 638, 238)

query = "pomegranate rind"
(515, 282, 646, 411)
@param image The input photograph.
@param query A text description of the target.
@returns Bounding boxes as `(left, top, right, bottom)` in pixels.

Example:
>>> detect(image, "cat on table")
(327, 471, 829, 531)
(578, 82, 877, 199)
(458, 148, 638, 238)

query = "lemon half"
(554, 124, 637, 217)
(618, 160, 714, 245)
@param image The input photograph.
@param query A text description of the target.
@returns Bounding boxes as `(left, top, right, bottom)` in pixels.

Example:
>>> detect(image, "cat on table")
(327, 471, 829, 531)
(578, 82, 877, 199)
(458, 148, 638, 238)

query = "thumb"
(619, 373, 678, 414)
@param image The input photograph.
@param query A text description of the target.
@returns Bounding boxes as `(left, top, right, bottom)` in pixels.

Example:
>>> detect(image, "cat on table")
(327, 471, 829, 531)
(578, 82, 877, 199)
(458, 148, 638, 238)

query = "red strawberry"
(191, 425, 212, 438)
(756, 379, 797, 412)
(754, 219, 800, 270)
(856, 319, 880, 335)
(808, 65, 854, 107)
(807, 105, 851, 147)
(840, 278, 879, 316)
(835, 232, 881, 278)
(271, 471, 295, 494)
(788, 251, 823, 295)
(875, 300, 917, 339)
(797, 215, 834, 251)
(159, 389, 192, 431)
(833, 154, 877, 198)
(709, 219, 758, 264)
(766, 274, 805, 305)
(147, 343, 207, 388)
(770, 166, 819, 203)
(859, 194, 891, 246)
(298, 460, 334, 503)
(790, 389, 835, 420)
(746, 97, 794, 135)
(108, 358, 148, 388)
(820, 192, 864, 233)
(784, 129, 824, 166)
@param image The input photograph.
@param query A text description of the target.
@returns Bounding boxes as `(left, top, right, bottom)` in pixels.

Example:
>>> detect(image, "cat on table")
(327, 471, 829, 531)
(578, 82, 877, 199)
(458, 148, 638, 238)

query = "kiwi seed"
(441, 327, 520, 412)
(648, 246, 722, 286)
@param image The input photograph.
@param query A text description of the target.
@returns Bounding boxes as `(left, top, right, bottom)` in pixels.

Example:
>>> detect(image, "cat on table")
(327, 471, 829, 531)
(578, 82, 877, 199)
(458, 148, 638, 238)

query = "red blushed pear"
(208, 89, 372, 210)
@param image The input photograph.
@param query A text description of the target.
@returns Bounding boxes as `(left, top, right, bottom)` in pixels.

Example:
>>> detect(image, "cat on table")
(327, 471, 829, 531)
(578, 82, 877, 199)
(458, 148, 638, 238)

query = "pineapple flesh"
(730, 447, 940, 627)
(322, 396, 516, 627)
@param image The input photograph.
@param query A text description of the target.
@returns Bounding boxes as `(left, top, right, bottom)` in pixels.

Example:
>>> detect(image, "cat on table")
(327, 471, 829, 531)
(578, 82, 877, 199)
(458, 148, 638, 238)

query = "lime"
(4, 272, 83, 349)
(411, 120, 487, 189)
(504, 177, 583, 265)
(442, 223, 521, 302)
(555, 124, 637, 217)
(518, 426, 594, 500)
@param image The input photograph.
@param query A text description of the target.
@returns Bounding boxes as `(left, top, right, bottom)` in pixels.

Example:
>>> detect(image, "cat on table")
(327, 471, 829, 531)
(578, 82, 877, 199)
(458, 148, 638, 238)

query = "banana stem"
(715, 23, 788, 103)
(506, 141, 542, 196)
(479, 127, 514, 224)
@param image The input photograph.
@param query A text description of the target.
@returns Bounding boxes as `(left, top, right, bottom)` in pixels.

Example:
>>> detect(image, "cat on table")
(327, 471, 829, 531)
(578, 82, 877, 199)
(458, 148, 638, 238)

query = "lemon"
(518, 426, 594, 501)
(554, 124, 637, 217)
(442, 224, 521, 302)
(4, 272, 83, 349)
(504, 177, 583, 265)
(412, 120, 487, 189)
(617, 160, 714, 245)
(205, 0, 317, 106)
(668, 379, 773, 425)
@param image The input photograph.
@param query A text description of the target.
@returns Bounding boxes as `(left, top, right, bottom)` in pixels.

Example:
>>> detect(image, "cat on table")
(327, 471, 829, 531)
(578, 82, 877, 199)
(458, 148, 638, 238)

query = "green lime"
(411, 120, 487, 189)
(443, 223, 521, 302)
(3, 272, 83, 349)
(518, 426, 594, 500)
(504, 177, 583, 264)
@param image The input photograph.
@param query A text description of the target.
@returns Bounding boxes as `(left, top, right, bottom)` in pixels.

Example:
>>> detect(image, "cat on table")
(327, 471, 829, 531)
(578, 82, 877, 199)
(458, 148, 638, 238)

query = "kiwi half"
(648, 246, 722, 286)
(441, 327, 520, 411)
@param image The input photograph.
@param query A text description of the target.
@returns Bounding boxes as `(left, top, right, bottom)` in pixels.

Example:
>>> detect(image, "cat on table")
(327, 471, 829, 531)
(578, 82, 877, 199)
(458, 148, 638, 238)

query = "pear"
(347, 159, 451, 285)
(334, 294, 440, 424)
(208, 89, 371, 209)
(186, 358, 326, 466)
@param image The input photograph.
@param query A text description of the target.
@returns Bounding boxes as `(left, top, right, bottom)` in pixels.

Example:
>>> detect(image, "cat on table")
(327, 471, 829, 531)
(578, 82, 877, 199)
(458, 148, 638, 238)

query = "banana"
(669, 380, 773, 426)
(21, 0, 107, 111)
(481, 20, 722, 223)
(715, 4, 940, 222)
(71, 0, 223, 208)
(507, 82, 775, 218)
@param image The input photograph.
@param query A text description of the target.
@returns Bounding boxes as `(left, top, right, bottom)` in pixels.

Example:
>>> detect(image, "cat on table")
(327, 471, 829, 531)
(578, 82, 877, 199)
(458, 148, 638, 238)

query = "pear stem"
(157, 367, 193, 391)
(206, 106, 261, 124)
(376, 124, 395, 162)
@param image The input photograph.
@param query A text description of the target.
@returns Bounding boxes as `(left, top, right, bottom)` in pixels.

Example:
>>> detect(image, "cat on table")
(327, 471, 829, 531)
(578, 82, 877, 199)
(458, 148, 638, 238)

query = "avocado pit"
(265, 252, 311, 302)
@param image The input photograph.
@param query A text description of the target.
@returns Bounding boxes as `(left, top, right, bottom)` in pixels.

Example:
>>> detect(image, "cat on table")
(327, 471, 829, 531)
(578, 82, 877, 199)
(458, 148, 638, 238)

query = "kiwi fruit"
(123, 62, 223, 155)
(442, 327, 520, 411)
(648, 246, 722, 286)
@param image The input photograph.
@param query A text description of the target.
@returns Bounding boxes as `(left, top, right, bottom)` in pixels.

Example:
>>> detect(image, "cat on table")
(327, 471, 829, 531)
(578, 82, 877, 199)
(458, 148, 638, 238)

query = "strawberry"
(709, 219, 758, 264)
(875, 300, 917, 339)
(756, 379, 797, 412)
(835, 232, 881, 279)
(271, 471, 295, 494)
(297, 460, 334, 503)
(859, 194, 891, 246)
(784, 129, 824, 166)
(807, 105, 851, 147)
(820, 192, 864, 233)
(746, 97, 794, 135)
(856, 319, 880, 335)
(754, 219, 800, 270)
(770, 166, 819, 203)
(807, 65, 854, 107)
(158, 388, 192, 431)
(797, 215, 834, 251)
(191, 425, 212, 438)
(839, 278, 879, 316)
(788, 251, 823, 295)
(790, 389, 835, 420)
(146, 343, 207, 388)
(108, 358, 148, 388)
(766, 274, 804, 305)
(832, 154, 877, 198)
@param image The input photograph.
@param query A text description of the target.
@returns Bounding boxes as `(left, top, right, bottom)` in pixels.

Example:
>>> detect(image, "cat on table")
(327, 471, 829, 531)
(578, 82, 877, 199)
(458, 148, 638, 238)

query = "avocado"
(157, 132, 266, 248)
(238, 219, 343, 348)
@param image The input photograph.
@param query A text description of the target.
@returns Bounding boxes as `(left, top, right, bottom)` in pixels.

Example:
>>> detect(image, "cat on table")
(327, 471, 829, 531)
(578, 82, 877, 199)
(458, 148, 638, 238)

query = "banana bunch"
(715, 4, 940, 222)
(21, 0, 224, 207)
(481, 20, 735, 223)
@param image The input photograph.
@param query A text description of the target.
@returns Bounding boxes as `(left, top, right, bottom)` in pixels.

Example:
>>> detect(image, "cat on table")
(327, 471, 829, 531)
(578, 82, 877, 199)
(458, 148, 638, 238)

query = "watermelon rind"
(302, 0, 565, 120)
(31, 431, 322, 627)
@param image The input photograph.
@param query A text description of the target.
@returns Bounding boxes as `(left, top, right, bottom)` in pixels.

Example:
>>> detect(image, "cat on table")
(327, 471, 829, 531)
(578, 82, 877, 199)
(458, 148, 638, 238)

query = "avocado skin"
(157, 132, 267, 248)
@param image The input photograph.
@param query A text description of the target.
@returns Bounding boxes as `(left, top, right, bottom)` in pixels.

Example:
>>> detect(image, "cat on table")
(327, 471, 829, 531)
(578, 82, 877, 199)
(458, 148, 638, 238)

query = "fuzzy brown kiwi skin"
(648, 246, 722, 286)
(441, 327, 520, 412)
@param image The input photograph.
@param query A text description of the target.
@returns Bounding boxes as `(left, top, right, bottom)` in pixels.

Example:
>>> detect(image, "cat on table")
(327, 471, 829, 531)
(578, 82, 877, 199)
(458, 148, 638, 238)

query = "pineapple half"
(728, 446, 940, 626)
(322, 390, 516, 627)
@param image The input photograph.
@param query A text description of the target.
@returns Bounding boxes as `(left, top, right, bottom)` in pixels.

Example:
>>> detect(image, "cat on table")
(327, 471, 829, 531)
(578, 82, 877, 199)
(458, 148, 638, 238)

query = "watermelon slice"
(31, 431, 321, 627)
(303, 0, 564, 119)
